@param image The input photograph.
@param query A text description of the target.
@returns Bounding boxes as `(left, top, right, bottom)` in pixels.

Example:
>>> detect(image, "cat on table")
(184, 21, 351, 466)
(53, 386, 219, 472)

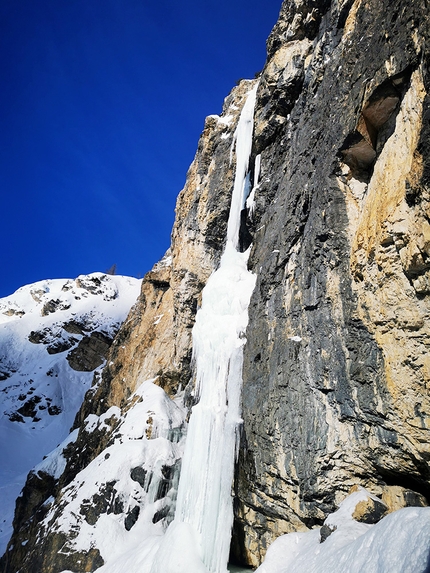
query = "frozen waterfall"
(151, 83, 258, 573)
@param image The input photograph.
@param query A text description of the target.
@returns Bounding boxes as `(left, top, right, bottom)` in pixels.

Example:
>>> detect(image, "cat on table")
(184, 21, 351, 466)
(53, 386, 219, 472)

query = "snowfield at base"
(0, 273, 141, 555)
(39, 378, 187, 573)
(256, 489, 430, 573)
(57, 487, 430, 573)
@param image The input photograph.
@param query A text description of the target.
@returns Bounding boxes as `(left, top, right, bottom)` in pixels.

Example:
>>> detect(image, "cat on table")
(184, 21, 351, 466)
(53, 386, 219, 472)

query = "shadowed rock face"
(2, 1, 430, 571)
(66, 332, 113, 372)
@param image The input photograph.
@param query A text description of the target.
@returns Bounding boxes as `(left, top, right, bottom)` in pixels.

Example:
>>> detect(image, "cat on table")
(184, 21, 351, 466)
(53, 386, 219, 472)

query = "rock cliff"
(2, 0, 430, 571)
(235, 0, 430, 565)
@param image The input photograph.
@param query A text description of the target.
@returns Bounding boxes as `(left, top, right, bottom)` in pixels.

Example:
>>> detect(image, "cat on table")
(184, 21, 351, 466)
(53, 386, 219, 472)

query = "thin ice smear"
(153, 83, 258, 573)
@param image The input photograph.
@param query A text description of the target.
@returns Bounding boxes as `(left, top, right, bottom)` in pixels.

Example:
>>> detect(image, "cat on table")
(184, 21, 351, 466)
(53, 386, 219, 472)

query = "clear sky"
(0, 0, 282, 298)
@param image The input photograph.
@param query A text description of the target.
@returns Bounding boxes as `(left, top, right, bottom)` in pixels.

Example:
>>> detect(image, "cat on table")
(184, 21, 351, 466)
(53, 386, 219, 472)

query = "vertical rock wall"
(234, 0, 430, 566)
(79, 81, 257, 417)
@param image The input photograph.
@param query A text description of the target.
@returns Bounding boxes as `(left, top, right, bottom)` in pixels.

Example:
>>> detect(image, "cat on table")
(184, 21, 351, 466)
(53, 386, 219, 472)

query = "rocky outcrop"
(66, 331, 113, 371)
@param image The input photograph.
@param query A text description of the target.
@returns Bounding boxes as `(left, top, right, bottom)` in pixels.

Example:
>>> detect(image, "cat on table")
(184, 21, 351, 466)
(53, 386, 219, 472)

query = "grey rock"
(66, 331, 113, 371)
(130, 466, 148, 489)
(320, 523, 336, 543)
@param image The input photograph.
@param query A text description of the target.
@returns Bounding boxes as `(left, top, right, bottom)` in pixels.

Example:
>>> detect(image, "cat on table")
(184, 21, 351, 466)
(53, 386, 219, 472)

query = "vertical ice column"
(226, 84, 258, 247)
(174, 83, 258, 573)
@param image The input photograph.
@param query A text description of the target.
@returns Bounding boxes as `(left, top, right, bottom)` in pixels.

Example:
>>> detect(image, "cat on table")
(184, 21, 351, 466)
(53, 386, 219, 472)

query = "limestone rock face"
(234, 0, 430, 566)
(80, 81, 257, 417)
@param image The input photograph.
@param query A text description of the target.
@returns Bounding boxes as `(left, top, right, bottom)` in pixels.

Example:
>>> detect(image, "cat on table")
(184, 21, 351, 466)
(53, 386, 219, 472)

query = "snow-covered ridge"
(0, 272, 139, 325)
(0, 273, 141, 556)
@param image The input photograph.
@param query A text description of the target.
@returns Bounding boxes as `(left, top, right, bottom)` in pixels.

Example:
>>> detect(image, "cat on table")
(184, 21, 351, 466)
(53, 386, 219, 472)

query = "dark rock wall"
(234, 0, 430, 566)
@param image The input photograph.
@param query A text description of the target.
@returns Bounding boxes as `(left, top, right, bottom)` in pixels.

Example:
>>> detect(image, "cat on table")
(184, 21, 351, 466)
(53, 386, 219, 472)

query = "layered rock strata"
(234, 0, 430, 566)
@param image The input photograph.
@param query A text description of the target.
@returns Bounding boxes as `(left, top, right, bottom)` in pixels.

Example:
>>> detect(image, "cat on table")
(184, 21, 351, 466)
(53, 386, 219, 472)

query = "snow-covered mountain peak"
(0, 273, 139, 325)
(0, 273, 141, 555)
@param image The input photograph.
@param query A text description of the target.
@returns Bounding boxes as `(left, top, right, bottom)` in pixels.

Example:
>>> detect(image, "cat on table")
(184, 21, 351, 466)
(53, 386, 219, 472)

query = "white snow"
(256, 489, 430, 573)
(150, 522, 208, 573)
(42, 380, 186, 566)
(33, 428, 79, 479)
(217, 114, 235, 126)
(0, 273, 141, 555)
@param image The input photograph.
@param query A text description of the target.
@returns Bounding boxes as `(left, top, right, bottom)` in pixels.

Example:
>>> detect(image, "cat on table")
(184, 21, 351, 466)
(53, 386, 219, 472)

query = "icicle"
(246, 153, 261, 217)
(226, 84, 258, 248)
(172, 83, 258, 573)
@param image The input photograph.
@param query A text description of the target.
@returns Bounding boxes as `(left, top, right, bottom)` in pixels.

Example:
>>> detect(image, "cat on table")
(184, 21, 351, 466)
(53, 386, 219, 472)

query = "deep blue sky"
(0, 0, 281, 298)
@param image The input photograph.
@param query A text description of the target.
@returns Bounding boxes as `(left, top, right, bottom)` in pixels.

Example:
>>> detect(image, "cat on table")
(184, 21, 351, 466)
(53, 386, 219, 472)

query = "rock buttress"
(77, 80, 259, 419)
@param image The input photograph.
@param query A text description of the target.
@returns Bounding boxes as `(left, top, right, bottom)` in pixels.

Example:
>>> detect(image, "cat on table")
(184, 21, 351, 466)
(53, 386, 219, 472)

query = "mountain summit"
(0, 273, 141, 556)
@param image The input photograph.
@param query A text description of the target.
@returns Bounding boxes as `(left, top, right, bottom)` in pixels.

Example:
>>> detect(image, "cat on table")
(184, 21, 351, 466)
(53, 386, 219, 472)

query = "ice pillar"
(174, 83, 258, 573)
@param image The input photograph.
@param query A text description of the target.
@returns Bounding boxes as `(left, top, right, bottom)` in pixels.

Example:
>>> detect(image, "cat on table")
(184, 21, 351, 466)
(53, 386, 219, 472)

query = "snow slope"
(256, 489, 430, 573)
(0, 273, 141, 555)
(29, 379, 186, 572)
